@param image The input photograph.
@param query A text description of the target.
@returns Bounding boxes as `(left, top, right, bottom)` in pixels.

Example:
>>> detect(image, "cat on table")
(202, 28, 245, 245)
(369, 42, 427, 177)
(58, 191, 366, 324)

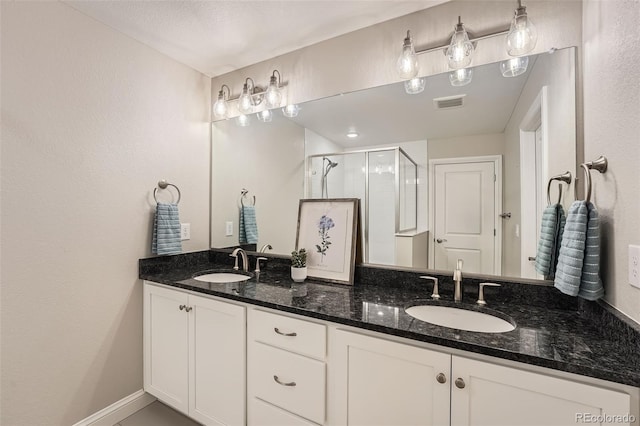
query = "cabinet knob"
(436, 238, 448, 244)
(273, 375, 296, 387)
(179, 305, 186, 311)
(274, 327, 297, 337)
(436, 373, 447, 384)
(185, 306, 192, 312)
(455, 378, 466, 389)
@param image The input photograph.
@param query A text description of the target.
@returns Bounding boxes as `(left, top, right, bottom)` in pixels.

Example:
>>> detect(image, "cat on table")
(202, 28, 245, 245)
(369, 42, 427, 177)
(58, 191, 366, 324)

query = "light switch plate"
(225, 221, 233, 237)
(180, 223, 191, 241)
(629, 244, 640, 289)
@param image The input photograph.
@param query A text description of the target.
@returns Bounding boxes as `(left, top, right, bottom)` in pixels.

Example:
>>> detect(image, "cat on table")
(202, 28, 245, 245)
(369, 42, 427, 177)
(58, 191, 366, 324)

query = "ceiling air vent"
(433, 94, 466, 110)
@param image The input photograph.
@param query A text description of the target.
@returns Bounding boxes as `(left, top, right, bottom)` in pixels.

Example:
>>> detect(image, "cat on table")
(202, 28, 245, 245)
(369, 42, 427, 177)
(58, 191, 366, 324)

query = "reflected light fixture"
(396, 30, 419, 79)
(404, 77, 425, 94)
(236, 114, 251, 127)
(257, 109, 273, 123)
(282, 104, 300, 118)
(506, 0, 538, 56)
(265, 70, 283, 108)
(213, 84, 230, 119)
(500, 56, 529, 77)
(238, 78, 258, 114)
(449, 68, 473, 86)
(446, 16, 474, 69)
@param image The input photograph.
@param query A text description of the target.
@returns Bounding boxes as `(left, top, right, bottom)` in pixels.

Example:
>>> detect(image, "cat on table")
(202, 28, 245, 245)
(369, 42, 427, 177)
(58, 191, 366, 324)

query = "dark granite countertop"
(139, 250, 640, 388)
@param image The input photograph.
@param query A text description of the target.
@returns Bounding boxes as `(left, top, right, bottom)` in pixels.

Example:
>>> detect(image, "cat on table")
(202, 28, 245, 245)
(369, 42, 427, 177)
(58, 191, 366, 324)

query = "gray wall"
(1, 2, 211, 424)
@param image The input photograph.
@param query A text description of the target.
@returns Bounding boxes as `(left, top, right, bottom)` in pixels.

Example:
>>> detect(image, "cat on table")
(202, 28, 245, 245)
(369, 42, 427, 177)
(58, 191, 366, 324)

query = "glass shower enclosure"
(306, 147, 417, 265)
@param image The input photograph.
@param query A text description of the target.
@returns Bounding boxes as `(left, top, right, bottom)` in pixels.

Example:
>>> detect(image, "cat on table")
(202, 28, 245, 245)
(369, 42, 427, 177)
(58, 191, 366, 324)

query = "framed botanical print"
(295, 198, 360, 285)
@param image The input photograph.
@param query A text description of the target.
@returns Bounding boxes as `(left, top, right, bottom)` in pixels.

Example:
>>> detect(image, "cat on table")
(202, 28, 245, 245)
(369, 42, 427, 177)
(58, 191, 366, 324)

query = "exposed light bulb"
(213, 85, 230, 119)
(500, 56, 529, 77)
(257, 109, 272, 123)
(506, 1, 537, 56)
(446, 17, 474, 69)
(238, 78, 255, 114)
(236, 114, 250, 127)
(449, 68, 473, 86)
(265, 71, 282, 108)
(396, 30, 419, 79)
(404, 77, 425, 94)
(282, 104, 300, 118)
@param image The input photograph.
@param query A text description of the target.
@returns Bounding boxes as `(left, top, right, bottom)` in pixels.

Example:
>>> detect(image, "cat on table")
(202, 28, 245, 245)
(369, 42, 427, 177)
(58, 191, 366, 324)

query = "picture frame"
(295, 198, 360, 285)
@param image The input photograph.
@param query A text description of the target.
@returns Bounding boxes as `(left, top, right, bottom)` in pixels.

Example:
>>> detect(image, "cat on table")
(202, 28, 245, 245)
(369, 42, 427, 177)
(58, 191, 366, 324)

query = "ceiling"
(64, 0, 448, 77)
(288, 55, 537, 147)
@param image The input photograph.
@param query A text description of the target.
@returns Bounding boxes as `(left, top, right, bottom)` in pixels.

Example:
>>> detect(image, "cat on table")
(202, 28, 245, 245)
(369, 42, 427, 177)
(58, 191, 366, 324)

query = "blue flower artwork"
(316, 214, 335, 262)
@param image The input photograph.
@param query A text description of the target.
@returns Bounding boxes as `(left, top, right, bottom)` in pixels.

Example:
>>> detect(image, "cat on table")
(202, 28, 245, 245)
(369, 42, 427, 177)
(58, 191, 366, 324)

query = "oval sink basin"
(193, 273, 252, 283)
(405, 305, 515, 333)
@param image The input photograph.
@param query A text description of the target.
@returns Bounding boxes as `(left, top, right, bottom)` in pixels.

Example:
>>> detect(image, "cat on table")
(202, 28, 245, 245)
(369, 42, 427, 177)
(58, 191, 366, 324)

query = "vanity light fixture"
(404, 77, 426, 94)
(449, 68, 473, 86)
(265, 70, 283, 108)
(500, 56, 529, 77)
(397, 30, 419, 79)
(506, 0, 538, 56)
(257, 109, 273, 123)
(213, 84, 231, 119)
(446, 17, 474, 70)
(236, 114, 251, 127)
(282, 104, 300, 118)
(238, 78, 260, 114)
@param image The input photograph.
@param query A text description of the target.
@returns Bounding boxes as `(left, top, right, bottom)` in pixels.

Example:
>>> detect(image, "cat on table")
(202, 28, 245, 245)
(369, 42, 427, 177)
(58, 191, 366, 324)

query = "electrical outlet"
(629, 245, 640, 289)
(180, 223, 191, 241)
(225, 221, 233, 237)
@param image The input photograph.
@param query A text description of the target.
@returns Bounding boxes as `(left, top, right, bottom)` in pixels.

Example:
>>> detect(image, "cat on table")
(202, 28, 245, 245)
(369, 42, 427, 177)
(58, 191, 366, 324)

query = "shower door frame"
(306, 147, 418, 263)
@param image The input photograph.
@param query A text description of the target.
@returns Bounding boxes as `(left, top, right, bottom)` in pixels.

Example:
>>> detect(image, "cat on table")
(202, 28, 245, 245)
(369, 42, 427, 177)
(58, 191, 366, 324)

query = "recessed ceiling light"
(346, 131, 359, 138)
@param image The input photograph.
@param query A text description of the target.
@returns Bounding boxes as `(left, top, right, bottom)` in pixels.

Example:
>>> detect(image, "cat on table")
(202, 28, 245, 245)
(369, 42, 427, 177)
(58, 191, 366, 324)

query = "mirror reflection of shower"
(321, 157, 339, 198)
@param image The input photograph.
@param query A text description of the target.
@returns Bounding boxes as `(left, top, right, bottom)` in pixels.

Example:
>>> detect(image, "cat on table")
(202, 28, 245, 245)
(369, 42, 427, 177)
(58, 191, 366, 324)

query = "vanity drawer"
(249, 397, 320, 426)
(250, 309, 326, 360)
(251, 342, 325, 424)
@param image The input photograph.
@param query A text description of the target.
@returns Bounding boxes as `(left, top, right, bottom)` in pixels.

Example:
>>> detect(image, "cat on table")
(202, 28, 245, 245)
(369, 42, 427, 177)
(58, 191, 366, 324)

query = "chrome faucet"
(259, 244, 273, 253)
(230, 248, 249, 272)
(254, 257, 268, 273)
(453, 258, 463, 302)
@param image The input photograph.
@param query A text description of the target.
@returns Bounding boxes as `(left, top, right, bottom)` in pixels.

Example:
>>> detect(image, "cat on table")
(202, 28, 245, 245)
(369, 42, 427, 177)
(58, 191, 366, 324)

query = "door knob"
(436, 238, 448, 244)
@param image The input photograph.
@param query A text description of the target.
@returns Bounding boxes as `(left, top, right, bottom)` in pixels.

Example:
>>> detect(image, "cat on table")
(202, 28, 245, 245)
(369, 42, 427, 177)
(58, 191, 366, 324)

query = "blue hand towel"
(535, 203, 566, 279)
(152, 203, 182, 255)
(239, 205, 258, 244)
(554, 201, 604, 300)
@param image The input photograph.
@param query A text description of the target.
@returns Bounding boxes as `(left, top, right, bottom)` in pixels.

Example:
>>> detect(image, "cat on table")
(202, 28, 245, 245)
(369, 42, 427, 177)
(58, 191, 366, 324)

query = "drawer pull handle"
(273, 375, 296, 387)
(274, 327, 297, 337)
(179, 305, 186, 311)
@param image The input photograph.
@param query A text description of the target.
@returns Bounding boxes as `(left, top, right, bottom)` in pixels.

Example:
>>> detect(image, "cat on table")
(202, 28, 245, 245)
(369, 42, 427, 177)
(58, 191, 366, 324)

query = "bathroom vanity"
(140, 251, 640, 426)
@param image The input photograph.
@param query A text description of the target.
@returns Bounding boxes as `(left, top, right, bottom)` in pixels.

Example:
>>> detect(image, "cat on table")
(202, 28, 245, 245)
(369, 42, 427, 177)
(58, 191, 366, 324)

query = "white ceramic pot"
(291, 266, 307, 283)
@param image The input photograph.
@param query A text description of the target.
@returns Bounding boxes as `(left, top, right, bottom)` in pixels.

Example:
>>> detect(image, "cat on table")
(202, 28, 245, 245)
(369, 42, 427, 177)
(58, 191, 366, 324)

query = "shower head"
(323, 157, 339, 168)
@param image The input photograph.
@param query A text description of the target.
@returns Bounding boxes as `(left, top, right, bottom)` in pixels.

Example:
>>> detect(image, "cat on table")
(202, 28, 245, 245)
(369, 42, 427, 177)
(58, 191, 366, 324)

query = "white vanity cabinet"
(247, 308, 327, 426)
(329, 329, 634, 426)
(143, 282, 246, 426)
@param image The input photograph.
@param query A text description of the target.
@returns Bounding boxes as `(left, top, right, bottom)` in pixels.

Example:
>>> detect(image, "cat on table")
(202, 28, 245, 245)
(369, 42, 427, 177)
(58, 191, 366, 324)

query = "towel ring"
(154, 180, 181, 204)
(546, 171, 572, 205)
(580, 156, 608, 203)
(240, 188, 255, 207)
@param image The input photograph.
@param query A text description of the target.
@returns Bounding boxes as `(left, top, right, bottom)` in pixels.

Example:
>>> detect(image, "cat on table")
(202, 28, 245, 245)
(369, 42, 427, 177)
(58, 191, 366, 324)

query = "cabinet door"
(451, 356, 631, 426)
(189, 294, 246, 426)
(143, 283, 190, 414)
(330, 329, 451, 426)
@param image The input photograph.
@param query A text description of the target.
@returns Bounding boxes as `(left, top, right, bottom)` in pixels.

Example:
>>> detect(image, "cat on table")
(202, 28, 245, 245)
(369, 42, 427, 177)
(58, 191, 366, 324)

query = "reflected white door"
(433, 161, 496, 274)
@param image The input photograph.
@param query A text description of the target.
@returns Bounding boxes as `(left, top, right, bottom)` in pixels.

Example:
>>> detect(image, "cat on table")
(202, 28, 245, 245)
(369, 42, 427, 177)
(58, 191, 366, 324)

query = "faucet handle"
(229, 253, 239, 270)
(477, 282, 501, 305)
(456, 258, 464, 270)
(420, 276, 440, 299)
(255, 257, 268, 273)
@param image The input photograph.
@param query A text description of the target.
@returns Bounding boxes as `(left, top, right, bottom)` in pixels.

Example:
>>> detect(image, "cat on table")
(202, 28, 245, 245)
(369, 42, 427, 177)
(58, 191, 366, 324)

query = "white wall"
(583, 0, 640, 323)
(0, 2, 211, 424)
(502, 48, 577, 277)
(211, 116, 305, 254)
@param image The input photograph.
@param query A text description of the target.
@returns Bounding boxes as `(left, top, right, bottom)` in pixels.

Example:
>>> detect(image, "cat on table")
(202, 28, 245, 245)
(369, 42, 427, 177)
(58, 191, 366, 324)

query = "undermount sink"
(405, 304, 516, 333)
(193, 272, 252, 283)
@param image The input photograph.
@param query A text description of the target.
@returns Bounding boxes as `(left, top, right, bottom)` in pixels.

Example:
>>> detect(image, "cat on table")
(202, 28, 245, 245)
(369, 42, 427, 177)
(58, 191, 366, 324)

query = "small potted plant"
(290, 248, 307, 283)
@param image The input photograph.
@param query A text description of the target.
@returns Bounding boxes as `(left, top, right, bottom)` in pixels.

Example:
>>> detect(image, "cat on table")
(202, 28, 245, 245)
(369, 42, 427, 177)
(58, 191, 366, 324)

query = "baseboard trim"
(72, 389, 157, 426)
